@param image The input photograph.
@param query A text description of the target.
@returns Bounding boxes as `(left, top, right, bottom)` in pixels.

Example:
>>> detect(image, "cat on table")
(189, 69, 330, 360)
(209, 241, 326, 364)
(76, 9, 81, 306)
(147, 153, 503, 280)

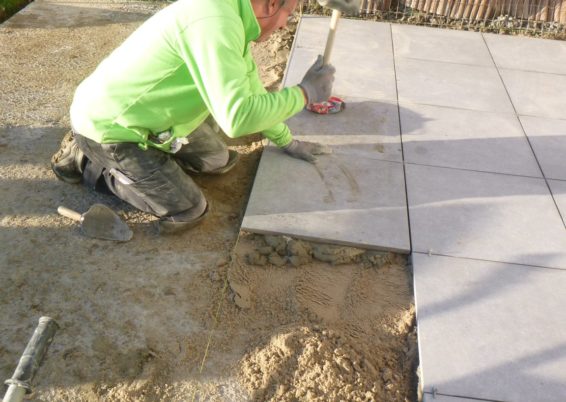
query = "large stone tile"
(242, 148, 410, 252)
(401, 103, 541, 177)
(406, 164, 566, 269)
(484, 33, 566, 75)
(395, 58, 514, 114)
(520, 116, 566, 180)
(500, 69, 566, 119)
(294, 16, 391, 54)
(392, 24, 493, 66)
(414, 253, 566, 402)
(283, 47, 397, 101)
(549, 179, 566, 228)
(287, 98, 402, 162)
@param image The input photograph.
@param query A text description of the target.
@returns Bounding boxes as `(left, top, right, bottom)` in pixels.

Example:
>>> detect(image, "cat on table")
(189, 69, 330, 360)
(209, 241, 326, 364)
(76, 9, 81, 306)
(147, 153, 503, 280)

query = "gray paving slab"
(395, 58, 514, 114)
(286, 98, 402, 162)
(283, 46, 397, 101)
(406, 164, 566, 269)
(520, 115, 566, 180)
(413, 253, 566, 402)
(499, 68, 566, 120)
(484, 32, 566, 75)
(400, 102, 542, 177)
(549, 179, 566, 228)
(283, 18, 396, 101)
(294, 16, 391, 54)
(242, 148, 410, 252)
(392, 24, 493, 67)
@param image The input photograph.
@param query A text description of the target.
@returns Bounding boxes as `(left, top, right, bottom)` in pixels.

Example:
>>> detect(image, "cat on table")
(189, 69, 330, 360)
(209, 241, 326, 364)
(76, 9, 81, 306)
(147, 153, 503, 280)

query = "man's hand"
(299, 55, 336, 104)
(283, 140, 332, 163)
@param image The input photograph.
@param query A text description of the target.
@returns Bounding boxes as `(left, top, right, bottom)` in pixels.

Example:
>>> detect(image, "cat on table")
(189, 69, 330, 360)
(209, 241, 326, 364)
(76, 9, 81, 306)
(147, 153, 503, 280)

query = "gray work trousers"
(75, 122, 229, 218)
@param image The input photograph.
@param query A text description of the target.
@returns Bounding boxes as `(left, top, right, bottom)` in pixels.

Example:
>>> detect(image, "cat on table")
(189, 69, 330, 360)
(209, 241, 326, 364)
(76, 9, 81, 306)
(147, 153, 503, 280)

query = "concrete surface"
(413, 253, 566, 402)
(401, 102, 542, 177)
(396, 21, 566, 402)
(243, 16, 566, 402)
(406, 163, 566, 269)
(392, 24, 493, 66)
(287, 98, 402, 162)
(520, 115, 566, 180)
(396, 58, 515, 114)
(499, 68, 566, 119)
(292, 16, 391, 52)
(283, 17, 397, 101)
(484, 32, 566, 75)
(242, 148, 410, 252)
(549, 179, 566, 227)
(284, 46, 398, 101)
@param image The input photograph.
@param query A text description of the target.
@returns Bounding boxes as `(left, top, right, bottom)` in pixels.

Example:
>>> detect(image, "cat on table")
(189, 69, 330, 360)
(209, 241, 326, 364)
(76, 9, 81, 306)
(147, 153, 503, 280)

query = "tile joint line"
(398, 55, 566, 78)
(423, 390, 507, 402)
(413, 250, 566, 272)
(398, 100, 517, 116)
(480, 31, 566, 230)
(403, 161, 545, 180)
(390, 22, 413, 253)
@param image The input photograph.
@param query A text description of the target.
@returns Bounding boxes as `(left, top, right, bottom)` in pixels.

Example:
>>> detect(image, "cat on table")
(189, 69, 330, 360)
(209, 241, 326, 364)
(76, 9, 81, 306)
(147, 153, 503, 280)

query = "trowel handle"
(323, 9, 341, 65)
(57, 206, 82, 221)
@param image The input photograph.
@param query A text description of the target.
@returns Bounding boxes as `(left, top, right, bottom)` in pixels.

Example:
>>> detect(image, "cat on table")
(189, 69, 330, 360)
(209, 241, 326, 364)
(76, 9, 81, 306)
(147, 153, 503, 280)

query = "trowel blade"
(80, 204, 133, 241)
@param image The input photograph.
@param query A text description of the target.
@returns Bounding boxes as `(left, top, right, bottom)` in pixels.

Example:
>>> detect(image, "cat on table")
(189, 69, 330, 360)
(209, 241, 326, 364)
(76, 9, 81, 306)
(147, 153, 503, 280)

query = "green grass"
(0, 0, 32, 23)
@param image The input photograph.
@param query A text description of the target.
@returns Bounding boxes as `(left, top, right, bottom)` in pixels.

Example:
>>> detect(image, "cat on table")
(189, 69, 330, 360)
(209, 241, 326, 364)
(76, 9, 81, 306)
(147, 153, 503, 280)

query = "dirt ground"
(0, 1, 417, 401)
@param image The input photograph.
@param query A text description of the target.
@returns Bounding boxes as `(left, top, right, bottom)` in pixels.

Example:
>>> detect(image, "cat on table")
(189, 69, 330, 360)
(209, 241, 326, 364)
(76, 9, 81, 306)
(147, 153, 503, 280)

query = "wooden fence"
(303, 0, 566, 23)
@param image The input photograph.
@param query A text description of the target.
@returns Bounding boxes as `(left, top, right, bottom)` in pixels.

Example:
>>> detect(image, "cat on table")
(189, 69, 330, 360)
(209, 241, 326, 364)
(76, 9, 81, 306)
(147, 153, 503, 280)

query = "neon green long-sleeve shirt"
(70, 0, 305, 151)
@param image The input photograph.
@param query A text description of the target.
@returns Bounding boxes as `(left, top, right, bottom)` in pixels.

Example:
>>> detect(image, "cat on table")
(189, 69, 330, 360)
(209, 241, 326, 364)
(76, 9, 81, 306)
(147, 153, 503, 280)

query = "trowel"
(57, 204, 133, 241)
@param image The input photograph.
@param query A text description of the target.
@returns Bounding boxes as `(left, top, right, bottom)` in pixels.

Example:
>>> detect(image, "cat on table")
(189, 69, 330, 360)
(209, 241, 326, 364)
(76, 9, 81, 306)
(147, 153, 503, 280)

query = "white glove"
(283, 140, 332, 163)
(299, 55, 336, 104)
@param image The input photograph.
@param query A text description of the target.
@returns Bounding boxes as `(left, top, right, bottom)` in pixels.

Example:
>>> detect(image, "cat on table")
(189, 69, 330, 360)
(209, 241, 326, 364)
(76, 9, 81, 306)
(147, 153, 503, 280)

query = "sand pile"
(228, 233, 417, 401)
(241, 325, 413, 402)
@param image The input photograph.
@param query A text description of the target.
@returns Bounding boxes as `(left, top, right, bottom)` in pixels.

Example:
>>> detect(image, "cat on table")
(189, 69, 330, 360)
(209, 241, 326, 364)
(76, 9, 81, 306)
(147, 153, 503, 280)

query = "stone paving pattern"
(243, 17, 566, 401)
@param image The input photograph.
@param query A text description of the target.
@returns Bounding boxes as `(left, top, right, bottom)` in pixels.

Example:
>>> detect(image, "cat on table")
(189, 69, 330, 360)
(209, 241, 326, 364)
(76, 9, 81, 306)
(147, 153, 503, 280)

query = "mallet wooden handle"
(57, 206, 82, 222)
(323, 9, 341, 65)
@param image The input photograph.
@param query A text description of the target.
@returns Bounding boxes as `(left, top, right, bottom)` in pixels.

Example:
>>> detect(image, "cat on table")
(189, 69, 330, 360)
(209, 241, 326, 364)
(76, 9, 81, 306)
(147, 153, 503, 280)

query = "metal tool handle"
(323, 9, 341, 65)
(3, 317, 59, 402)
(57, 206, 82, 221)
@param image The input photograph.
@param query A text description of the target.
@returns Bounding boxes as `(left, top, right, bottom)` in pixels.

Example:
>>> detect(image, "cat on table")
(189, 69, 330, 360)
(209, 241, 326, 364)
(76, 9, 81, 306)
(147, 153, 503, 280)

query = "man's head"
(252, 0, 299, 42)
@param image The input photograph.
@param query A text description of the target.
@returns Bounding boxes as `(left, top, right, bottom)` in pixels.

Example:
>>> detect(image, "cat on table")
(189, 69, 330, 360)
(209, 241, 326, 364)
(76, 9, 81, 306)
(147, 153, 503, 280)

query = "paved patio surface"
(243, 16, 566, 401)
